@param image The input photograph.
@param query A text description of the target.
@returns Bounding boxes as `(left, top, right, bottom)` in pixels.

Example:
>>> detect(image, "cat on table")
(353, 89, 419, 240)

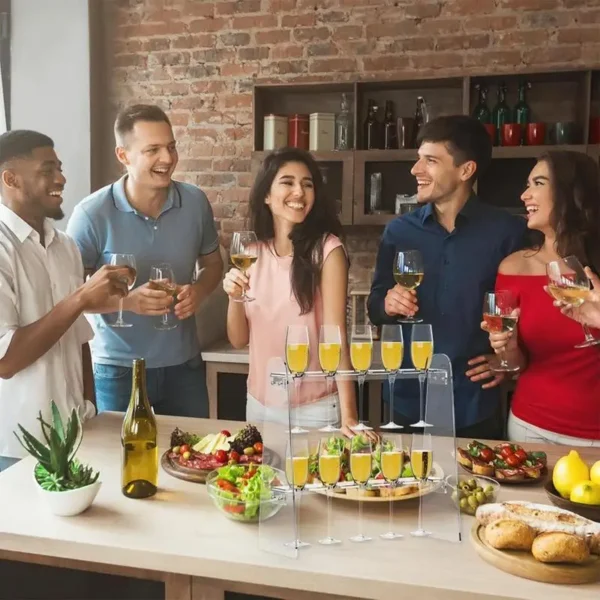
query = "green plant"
(14, 401, 99, 492)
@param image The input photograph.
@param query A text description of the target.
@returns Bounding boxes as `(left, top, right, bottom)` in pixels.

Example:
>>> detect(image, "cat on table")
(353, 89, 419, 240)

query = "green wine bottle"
(514, 81, 531, 145)
(472, 84, 491, 124)
(121, 358, 158, 499)
(492, 82, 511, 146)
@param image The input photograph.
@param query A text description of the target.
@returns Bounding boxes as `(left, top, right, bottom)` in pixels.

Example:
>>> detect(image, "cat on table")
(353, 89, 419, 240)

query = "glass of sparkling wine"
(318, 325, 342, 432)
(349, 433, 373, 543)
(230, 231, 258, 303)
(393, 250, 424, 324)
(410, 432, 433, 538)
(285, 325, 310, 434)
(318, 436, 344, 545)
(149, 262, 179, 331)
(350, 324, 373, 431)
(547, 255, 600, 348)
(410, 324, 434, 428)
(380, 434, 404, 540)
(482, 290, 520, 371)
(109, 253, 137, 328)
(380, 324, 404, 430)
(285, 435, 310, 549)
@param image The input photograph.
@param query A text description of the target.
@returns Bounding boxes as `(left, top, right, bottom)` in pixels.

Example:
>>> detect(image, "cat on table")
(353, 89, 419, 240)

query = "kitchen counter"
(1, 413, 599, 600)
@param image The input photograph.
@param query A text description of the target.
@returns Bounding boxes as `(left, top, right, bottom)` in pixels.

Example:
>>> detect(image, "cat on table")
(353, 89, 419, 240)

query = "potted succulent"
(14, 401, 101, 516)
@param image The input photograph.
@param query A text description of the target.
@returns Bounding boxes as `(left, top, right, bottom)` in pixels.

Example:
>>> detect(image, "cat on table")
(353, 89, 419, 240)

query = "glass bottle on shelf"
(514, 81, 531, 145)
(414, 96, 429, 147)
(472, 83, 491, 123)
(335, 93, 353, 151)
(364, 99, 381, 150)
(383, 100, 397, 150)
(492, 82, 511, 146)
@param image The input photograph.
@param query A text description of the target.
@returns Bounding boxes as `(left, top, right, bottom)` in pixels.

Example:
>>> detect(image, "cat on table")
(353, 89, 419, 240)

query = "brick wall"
(98, 0, 600, 286)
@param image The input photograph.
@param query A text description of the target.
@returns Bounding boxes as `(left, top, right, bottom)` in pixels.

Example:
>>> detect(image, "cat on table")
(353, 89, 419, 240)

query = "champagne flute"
(350, 324, 373, 431)
(547, 256, 600, 348)
(109, 253, 137, 328)
(318, 436, 343, 545)
(285, 435, 310, 549)
(380, 324, 404, 430)
(318, 325, 342, 433)
(379, 434, 404, 540)
(393, 250, 424, 324)
(482, 290, 519, 371)
(411, 324, 433, 428)
(285, 325, 310, 434)
(349, 434, 373, 543)
(149, 262, 178, 331)
(410, 433, 433, 537)
(230, 231, 258, 303)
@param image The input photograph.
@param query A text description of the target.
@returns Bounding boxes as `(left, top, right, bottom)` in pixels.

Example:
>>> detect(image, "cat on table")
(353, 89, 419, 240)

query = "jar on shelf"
(263, 114, 288, 151)
(288, 114, 309, 150)
(309, 113, 335, 151)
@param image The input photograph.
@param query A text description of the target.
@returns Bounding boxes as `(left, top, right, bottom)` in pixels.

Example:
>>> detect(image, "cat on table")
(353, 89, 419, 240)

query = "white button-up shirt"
(0, 204, 95, 459)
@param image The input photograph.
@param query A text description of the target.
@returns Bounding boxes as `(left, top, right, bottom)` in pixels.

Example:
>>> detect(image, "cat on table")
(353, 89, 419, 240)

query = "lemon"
(553, 450, 590, 499)
(570, 481, 600, 506)
(591, 461, 600, 486)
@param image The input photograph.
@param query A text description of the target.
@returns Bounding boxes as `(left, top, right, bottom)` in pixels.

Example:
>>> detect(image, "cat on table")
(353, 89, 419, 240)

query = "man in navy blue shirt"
(368, 115, 527, 439)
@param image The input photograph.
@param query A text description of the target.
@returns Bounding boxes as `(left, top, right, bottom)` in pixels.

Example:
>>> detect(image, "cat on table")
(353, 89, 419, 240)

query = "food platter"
(458, 462, 548, 485)
(471, 522, 600, 585)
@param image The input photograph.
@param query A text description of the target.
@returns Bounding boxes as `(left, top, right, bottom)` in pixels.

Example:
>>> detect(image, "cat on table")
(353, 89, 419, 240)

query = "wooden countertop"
(0, 413, 599, 600)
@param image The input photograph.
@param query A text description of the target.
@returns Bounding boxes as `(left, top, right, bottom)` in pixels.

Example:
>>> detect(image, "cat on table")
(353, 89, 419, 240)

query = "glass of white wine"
(285, 325, 310, 434)
(547, 255, 600, 348)
(285, 435, 310, 549)
(410, 432, 433, 538)
(482, 290, 519, 371)
(318, 436, 344, 545)
(393, 250, 424, 324)
(349, 434, 373, 543)
(411, 324, 433, 428)
(379, 434, 404, 540)
(380, 324, 404, 430)
(230, 231, 258, 303)
(149, 262, 178, 331)
(109, 253, 137, 328)
(318, 325, 342, 433)
(350, 324, 373, 431)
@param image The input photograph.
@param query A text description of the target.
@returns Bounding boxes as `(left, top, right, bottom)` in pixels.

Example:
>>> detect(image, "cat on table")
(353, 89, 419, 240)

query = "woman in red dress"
(483, 151, 600, 445)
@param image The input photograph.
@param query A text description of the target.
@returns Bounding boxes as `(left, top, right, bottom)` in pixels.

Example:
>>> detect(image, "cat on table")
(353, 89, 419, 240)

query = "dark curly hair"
(248, 148, 344, 314)
(538, 151, 600, 273)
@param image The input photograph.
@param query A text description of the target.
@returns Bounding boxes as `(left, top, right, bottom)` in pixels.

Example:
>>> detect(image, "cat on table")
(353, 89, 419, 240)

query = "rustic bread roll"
(485, 519, 537, 551)
(531, 532, 590, 564)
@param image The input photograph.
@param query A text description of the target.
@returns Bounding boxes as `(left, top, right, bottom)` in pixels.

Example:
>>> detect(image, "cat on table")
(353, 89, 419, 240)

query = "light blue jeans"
(93, 355, 209, 418)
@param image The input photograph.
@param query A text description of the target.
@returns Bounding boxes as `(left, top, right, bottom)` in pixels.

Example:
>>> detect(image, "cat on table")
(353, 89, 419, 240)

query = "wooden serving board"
(471, 523, 600, 585)
(161, 451, 212, 484)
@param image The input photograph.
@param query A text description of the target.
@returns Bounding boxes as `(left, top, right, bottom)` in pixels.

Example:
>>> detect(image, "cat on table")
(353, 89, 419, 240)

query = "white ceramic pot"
(34, 472, 102, 517)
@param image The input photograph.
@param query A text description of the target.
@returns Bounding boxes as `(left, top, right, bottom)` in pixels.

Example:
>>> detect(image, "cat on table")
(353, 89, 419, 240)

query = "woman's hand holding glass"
(553, 266, 600, 329)
(223, 267, 250, 301)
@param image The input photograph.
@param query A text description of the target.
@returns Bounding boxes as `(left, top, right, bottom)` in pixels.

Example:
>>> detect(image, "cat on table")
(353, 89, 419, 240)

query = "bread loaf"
(531, 532, 590, 564)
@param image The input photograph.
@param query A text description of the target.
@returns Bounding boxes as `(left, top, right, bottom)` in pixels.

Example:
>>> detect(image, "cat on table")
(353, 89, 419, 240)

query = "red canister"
(288, 114, 309, 150)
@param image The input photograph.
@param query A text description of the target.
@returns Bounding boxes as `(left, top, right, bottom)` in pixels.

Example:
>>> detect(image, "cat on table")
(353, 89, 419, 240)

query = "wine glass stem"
(295, 489, 302, 544)
(358, 374, 365, 424)
(418, 373, 426, 422)
(499, 347, 509, 368)
(294, 377, 301, 430)
(582, 324, 595, 342)
(388, 373, 396, 421)
(327, 485, 333, 540)
(389, 482, 394, 531)
(358, 491, 364, 538)
(118, 298, 124, 324)
(326, 376, 333, 427)
(417, 480, 424, 531)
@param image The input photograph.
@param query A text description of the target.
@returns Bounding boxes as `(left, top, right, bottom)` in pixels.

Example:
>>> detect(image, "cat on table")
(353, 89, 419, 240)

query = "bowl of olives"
(446, 474, 499, 515)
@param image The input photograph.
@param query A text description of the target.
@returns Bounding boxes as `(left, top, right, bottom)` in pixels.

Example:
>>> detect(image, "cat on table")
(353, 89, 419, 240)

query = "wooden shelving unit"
(252, 67, 600, 227)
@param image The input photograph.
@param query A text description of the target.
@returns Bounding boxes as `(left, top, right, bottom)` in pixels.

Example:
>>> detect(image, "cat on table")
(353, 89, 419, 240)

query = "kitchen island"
(0, 412, 598, 600)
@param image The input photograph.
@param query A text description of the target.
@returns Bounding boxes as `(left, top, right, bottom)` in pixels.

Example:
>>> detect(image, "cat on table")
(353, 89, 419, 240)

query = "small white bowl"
(34, 472, 101, 517)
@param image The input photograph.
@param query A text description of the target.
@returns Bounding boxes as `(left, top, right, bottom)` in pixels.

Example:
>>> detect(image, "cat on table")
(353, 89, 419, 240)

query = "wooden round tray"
(544, 480, 600, 523)
(471, 523, 600, 585)
(458, 462, 548, 485)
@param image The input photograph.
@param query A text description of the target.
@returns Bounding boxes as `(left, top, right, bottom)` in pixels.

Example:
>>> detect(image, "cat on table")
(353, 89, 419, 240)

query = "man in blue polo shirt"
(368, 115, 527, 439)
(67, 104, 223, 418)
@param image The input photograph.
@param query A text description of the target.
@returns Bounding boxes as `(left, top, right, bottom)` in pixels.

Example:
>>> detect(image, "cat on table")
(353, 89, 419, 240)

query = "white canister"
(263, 114, 288, 150)
(309, 112, 335, 151)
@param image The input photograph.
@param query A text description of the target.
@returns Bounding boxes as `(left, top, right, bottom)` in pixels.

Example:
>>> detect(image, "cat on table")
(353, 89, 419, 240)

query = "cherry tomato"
(514, 449, 527, 463)
(216, 480, 239, 494)
(224, 504, 245, 514)
(221, 430, 231, 437)
(505, 454, 521, 467)
(253, 442, 264, 454)
(229, 450, 240, 463)
(480, 448, 494, 463)
(500, 447, 513, 460)
(180, 444, 190, 454)
(215, 450, 228, 463)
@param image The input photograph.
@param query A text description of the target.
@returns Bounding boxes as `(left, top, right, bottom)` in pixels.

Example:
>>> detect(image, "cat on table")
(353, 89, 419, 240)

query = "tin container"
(288, 114, 309, 150)
(309, 112, 335, 151)
(263, 114, 288, 150)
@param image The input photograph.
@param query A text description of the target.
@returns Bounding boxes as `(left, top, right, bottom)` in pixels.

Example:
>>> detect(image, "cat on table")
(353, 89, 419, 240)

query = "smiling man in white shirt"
(0, 130, 132, 471)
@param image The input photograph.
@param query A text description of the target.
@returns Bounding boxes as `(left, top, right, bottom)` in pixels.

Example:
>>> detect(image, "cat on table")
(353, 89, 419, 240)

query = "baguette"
(476, 502, 600, 554)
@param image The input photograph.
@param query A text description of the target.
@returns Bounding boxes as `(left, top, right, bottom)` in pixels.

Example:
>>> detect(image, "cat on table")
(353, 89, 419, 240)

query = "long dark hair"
(539, 151, 600, 273)
(249, 148, 344, 314)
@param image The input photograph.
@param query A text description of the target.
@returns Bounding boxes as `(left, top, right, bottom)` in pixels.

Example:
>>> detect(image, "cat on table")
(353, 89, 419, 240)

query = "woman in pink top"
(223, 148, 358, 436)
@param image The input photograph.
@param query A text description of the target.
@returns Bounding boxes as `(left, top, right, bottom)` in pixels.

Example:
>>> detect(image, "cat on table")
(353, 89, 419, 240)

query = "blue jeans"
(93, 355, 209, 418)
